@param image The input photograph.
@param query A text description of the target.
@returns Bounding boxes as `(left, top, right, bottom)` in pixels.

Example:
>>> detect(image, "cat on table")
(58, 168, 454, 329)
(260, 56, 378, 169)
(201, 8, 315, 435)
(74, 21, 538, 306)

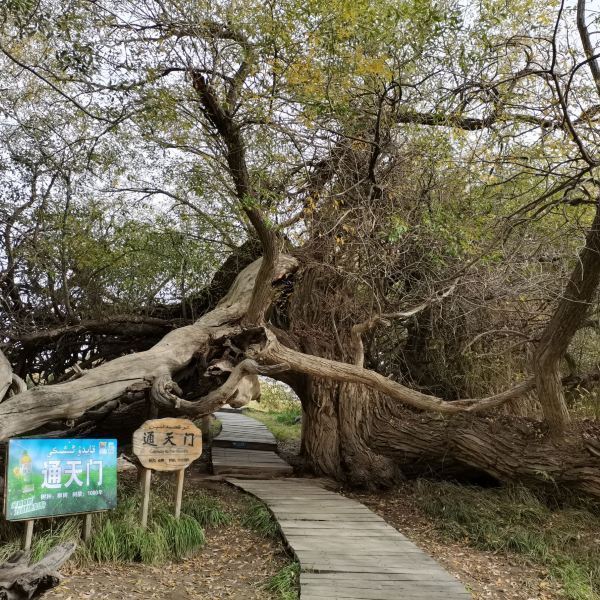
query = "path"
(229, 478, 471, 600)
(212, 410, 293, 476)
(212, 411, 470, 599)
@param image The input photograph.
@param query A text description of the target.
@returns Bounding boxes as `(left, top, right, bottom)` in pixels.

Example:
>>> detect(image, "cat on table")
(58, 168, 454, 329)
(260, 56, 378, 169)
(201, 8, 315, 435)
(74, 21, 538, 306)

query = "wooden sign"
(133, 419, 202, 527)
(133, 418, 202, 472)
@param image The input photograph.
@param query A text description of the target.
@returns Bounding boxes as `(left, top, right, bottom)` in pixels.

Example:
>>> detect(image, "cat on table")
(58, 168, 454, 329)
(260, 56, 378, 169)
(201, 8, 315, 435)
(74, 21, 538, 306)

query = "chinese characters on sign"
(132, 418, 203, 471)
(4, 439, 118, 521)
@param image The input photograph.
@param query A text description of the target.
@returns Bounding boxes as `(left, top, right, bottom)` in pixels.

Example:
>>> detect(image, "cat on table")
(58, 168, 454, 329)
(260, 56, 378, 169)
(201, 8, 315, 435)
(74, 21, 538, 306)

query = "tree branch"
(151, 359, 288, 417)
(350, 282, 458, 367)
(577, 0, 600, 99)
(0, 256, 298, 440)
(255, 330, 534, 414)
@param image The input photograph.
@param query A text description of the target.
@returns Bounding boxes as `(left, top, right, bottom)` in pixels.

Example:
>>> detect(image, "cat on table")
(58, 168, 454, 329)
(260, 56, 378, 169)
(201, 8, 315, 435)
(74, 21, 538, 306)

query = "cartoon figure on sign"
(20, 451, 34, 494)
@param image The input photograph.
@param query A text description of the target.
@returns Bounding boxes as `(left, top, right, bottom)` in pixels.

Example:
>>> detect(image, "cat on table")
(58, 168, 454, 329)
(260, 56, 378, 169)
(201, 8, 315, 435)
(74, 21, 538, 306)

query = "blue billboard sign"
(5, 438, 118, 521)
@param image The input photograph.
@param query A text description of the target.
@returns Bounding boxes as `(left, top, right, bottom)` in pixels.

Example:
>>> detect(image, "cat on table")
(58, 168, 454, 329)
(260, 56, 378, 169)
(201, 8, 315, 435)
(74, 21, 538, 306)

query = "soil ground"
(43, 481, 291, 600)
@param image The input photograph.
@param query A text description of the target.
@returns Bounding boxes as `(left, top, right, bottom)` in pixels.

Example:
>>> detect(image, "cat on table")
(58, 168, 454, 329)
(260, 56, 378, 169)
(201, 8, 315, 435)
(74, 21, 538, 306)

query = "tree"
(1, 0, 600, 490)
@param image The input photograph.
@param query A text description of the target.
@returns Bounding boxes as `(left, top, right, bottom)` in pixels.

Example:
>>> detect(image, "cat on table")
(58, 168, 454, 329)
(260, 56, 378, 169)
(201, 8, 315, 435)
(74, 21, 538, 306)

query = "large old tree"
(2, 0, 600, 491)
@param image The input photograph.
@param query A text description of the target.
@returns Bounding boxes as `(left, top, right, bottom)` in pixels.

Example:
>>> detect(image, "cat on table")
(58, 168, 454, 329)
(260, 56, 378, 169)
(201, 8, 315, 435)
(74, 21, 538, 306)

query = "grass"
(240, 497, 280, 537)
(411, 480, 600, 600)
(244, 408, 301, 442)
(266, 562, 300, 600)
(59, 478, 206, 564)
(245, 379, 302, 442)
(183, 490, 231, 527)
(0, 476, 234, 566)
(208, 416, 223, 438)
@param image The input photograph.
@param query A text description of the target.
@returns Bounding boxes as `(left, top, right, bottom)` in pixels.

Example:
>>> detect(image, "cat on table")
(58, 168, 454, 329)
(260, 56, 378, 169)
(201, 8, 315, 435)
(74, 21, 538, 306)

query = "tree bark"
(299, 377, 343, 480)
(0, 542, 76, 600)
(534, 200, 600, 434)
(0, 256, 298, 440)
(369, 403, 600, 496)
(0, 350, 12, 402)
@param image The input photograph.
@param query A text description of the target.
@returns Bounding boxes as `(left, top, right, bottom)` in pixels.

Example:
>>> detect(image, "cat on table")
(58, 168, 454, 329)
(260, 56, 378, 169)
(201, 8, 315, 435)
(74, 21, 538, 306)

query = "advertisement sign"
(5, 438, 118, 521)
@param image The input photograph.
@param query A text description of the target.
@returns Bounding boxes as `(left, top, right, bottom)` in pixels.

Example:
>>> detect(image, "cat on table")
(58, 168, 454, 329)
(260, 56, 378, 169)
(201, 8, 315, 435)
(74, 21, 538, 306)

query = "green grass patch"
(67, 479, 206, 564)
(412, 480, 600, 599)
(266, 562, 300, 599)
(0, 477, 235, 566)
(244, 408, 301, 442)
(240, 497, 279, 537)
(183, 491, 231, 528)
(244, 380, 302, 442)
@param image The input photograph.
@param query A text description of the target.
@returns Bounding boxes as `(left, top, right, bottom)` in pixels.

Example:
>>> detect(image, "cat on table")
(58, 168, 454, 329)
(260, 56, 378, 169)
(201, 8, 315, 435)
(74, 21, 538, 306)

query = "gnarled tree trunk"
(534, 200, 600, 435)
(0, 256, 298, 440)
(369, 403, 600, 496)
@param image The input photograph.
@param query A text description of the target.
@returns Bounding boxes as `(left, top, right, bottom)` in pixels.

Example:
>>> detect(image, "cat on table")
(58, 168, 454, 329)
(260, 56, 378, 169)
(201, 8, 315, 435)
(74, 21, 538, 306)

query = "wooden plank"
(278, 521, 394, 530)
(22, 520, 34, 551)
(301, 580, 466, 589)
(228, 478, 470, 599)
(301, 573, 464, 583)
(302, 592, 470, 599)
(140, 468, 151, 528)
(291, 544, 424, 554)
(301, 586, 469, 600)
(214, 411, 278, 452)
(212, 446, 293, 477)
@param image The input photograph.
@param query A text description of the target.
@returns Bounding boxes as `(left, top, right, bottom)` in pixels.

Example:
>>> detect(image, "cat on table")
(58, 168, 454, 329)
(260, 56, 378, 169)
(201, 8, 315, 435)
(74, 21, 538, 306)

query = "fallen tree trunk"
(0, 350, 12, 402)
(0, 542, 76, 600)
(3, 251, 600, 497)
(0, 256, 298, 440)
(368, 404, 600, 496)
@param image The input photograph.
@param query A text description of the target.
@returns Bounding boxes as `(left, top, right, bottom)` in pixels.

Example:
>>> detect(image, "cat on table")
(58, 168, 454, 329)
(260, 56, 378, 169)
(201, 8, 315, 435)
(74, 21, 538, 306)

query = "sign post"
(23, 519, 34, 551)
(174, 469, 185, 519)
(83, 513, 93, 543)
(4, 438, 118, 548)
(133, 419, 202, 526)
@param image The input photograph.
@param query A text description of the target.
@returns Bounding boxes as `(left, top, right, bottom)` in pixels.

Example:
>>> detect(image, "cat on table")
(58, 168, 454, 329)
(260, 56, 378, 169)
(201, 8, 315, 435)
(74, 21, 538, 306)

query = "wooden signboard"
(132, 418, 202, 527)
(133, 418, 202, 472)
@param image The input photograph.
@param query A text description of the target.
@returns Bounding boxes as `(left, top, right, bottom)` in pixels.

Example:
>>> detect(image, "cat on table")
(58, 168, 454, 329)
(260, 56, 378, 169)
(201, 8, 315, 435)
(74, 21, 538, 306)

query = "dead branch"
(0, 542, 76, 600)
(151, 359, 288, 416)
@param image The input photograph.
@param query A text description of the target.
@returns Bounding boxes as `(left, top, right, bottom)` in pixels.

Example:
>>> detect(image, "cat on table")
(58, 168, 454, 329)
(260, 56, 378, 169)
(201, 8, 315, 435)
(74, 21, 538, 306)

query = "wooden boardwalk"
(213, 410, 277, 450)
(212, 411, 293, 476)
(228, 478, 471, 600)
